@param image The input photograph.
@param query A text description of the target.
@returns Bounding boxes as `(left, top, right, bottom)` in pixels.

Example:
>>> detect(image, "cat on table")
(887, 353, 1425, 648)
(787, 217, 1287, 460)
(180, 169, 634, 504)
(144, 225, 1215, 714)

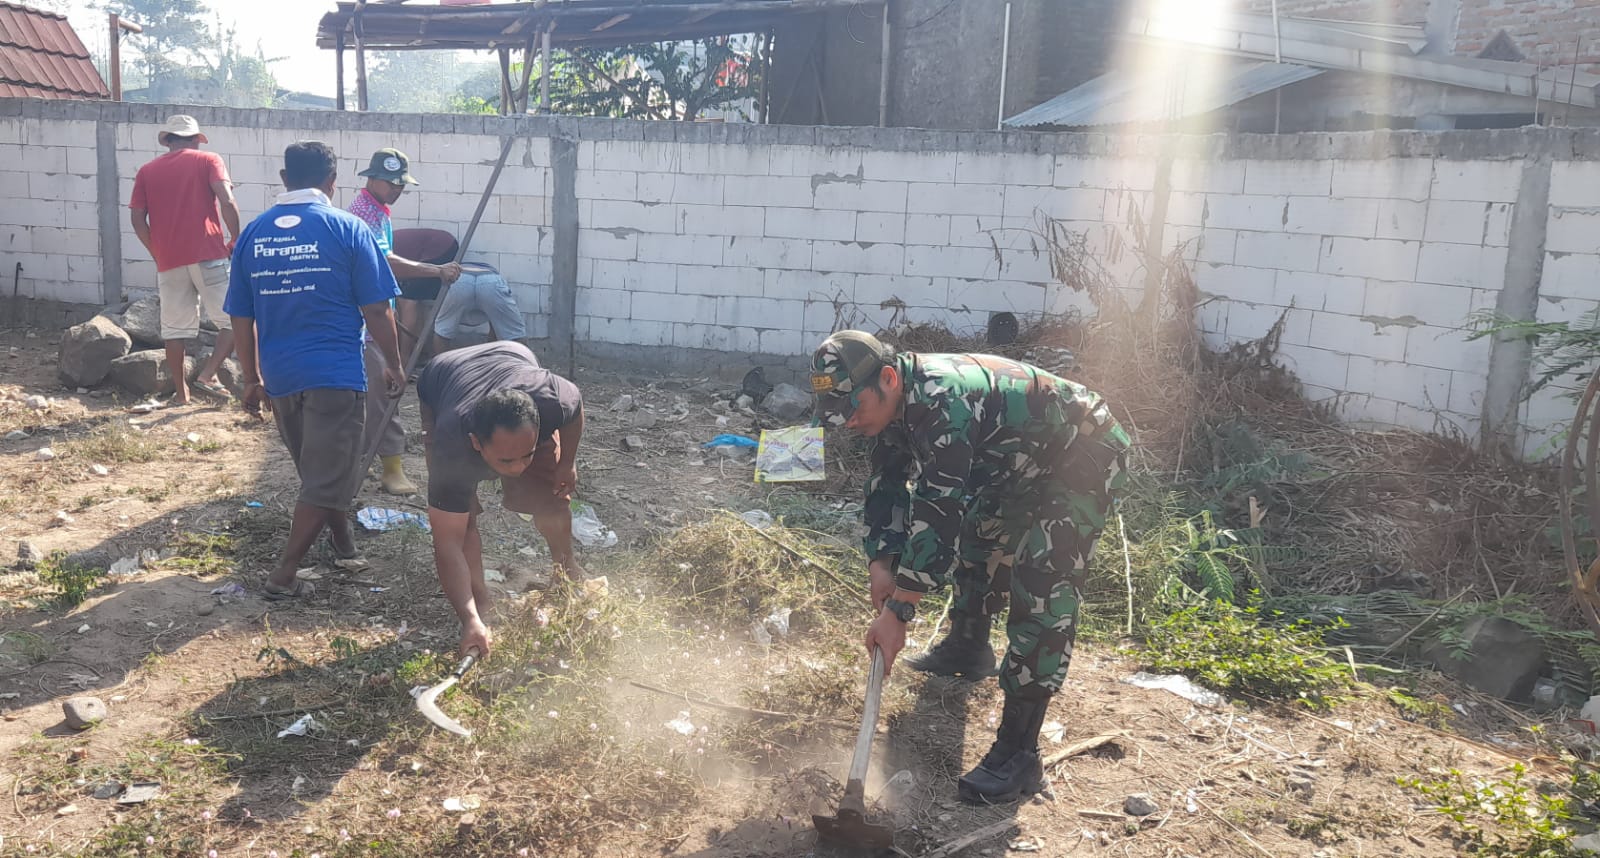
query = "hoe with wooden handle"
(416, 652, 478, 737)
(813, 646, 895, 850)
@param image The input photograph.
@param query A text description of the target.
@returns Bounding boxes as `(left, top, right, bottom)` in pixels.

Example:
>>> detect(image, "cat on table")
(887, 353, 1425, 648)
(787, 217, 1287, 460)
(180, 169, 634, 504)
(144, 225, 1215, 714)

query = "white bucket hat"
(157, 114, 208, 145)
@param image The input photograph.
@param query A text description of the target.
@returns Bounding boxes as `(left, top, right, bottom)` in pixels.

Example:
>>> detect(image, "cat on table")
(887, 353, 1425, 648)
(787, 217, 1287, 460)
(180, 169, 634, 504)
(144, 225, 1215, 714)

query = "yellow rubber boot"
(380, 455, 416, 495)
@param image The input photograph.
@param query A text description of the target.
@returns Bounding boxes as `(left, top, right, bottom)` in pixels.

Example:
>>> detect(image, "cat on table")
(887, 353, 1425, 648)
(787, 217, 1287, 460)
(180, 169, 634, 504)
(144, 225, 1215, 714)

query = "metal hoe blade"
(415, 653, 477, 738)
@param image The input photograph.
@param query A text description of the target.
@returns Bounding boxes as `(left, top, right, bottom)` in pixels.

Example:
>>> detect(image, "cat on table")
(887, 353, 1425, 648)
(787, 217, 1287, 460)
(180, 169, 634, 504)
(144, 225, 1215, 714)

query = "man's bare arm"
(130, 208, 154, 258)
(209, 179, 241, 245)
(555, 407, 584, 466)
(386, 254, 461, 285)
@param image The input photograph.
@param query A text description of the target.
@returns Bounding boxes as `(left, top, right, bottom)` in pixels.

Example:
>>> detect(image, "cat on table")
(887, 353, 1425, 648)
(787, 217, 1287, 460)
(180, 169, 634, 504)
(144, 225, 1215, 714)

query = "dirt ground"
(0, 325, 1575, 858)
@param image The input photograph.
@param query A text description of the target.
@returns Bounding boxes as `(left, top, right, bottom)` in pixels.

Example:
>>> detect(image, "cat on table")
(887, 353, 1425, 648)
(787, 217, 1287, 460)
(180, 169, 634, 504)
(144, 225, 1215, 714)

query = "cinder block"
(29, 172, 95, 204)
(593, 259, 675, 293)
(1337, 395, 1400, 427)
(1345, 355, 1453, 411)
(815, 180, 908, 213)
(947, 279, 1048, 315)
(1305, 310, 1409, 361)
(575, 170, 638, 201)
(1005, 186, 1105, 222)
(1273, 271, 1365, 315)
(1546, 209, 1600, 254)
(587, 316, 673, 346)
(855, 274, 942, 307)
(955, 152, 1053, 186)
(906, 213, 951, 245)
(1540, 252, 1600, 301)
(632, 290, 718, 323)
(700, 144, 771, 176)
(862, 150, 957, 183)
(65, 147, 99, 176)
(767, 269, 850, 301)
(495, 165, 550, 198)
(1202, 194, 1290, 232)
(500, 253, 553, 286)
(1273, 342, 1351, 392)
(760, 328, 804, 355)
(948, 215, 1008, 249)
(803, 298, 844, 337)
(674, 322, 759, 353)
(814, 241, 904, 276)
(1170, 160, 1246, 194)
(997, 248, 1052, 283)
(1483, 203, 1512, 247)
(1375, 199, 1427, 241)
(1551, 161, 1600, 209)
(1224, 300, 1310, 346)
(675, 264, 764, 297)
(637, 172, 724, 206)
(590, 200, 677, 234)
(1331, 159, 1434, 201)
(904, 244, 996, 280)
(1318, 237, 1419, 282)
(1447, 369, 1486, 417)
(1422, 200, 1491, 245)
(2, 199, 65, 228)
(1194, 263, 1276, 305)
(26, 119, 93, 149)
(725, 174, 813, 208)
(1054, 157, 1156, 191)
(856, 212, 906, 244)
(499, 195, 552, 226)
(1432, 161, 1522, 203)
(29, 227, 97, 256)
(718, 296, 803, 327)
(769, 145, 863, 178)
(576, 287, 633, 320)
(63, 202, 97, 231)
(1243, 160, 1332, 196)
(1164, 192, 1207, 228)
(421, 134, 501, 165)
(579, 229, 638, 262)
(1415, 243, 1508, 290)
(724, 236, 812, 270)
(679, 204, 766, 237)
(1234, 231, 1323, 273)
(1197, 299, 1228, 336)
(1284, 197, 1381, 238)
(1403, 323, 1490, 374)
(907, 182, 1003, 216)
(638, 233, 725, 266)
(766, 207, 858, 242)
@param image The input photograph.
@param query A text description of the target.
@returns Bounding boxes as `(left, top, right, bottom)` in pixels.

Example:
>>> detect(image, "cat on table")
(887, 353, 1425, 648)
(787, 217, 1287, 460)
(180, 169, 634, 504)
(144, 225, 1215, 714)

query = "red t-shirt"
(129, 149, 231, 272)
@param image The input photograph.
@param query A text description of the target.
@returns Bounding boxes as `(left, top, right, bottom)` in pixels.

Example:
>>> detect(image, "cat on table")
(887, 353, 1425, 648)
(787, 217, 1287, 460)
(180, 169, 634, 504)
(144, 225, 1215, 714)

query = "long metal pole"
(109, 13, 122, 101)
(995, 2, 1011, 131)
(359, 134, 519, 474)
(335, 32, 347, 111)
(540, 28, 553, 113)
(498, 47, 512, 114)
(877, 3, 890, 127)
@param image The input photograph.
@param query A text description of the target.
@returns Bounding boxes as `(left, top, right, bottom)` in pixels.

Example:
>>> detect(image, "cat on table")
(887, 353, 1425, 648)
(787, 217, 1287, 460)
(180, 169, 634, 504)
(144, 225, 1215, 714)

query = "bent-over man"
(811, 330, 1130, 804)
(225, 141, 404, 600)
(418, 341, 584, 656)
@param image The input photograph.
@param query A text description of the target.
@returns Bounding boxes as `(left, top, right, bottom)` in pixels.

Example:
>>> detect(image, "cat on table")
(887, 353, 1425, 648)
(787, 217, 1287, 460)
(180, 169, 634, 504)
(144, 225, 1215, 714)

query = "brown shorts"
(272, 388, 366, 510)
(495, 435, 567, 517)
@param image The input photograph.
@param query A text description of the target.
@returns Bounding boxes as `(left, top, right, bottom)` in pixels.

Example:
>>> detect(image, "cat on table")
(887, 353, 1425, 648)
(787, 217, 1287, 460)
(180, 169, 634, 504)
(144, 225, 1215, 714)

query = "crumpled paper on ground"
(754, 427, 825, 483)
(276, 714, 321, 738)
(1121, 672, 1226, 707)
(357, 507, 430, 532)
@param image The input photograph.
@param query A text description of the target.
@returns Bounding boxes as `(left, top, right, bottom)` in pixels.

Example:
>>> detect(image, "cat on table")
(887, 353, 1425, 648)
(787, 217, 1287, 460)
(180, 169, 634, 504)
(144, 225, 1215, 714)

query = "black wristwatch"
(884, 597, 916, 623)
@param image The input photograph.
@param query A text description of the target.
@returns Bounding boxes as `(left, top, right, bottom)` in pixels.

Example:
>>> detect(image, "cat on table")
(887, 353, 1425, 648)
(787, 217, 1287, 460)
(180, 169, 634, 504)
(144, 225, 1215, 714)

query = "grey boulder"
(57, 316, 132, 387)
(108, 350, 193, 397)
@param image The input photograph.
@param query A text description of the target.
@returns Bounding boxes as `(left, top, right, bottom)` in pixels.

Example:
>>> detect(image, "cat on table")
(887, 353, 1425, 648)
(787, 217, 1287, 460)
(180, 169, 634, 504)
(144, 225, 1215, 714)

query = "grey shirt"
(417, 341, 582, 514)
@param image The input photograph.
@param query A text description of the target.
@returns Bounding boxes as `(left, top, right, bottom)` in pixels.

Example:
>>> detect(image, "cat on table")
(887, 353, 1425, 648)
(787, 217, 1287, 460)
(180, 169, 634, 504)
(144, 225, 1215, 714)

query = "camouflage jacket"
(863, 352, 1128, 592)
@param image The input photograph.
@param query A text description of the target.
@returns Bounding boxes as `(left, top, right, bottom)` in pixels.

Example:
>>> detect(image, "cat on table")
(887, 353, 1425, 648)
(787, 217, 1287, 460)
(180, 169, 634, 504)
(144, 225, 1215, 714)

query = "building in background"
(0, 1, 110, 100)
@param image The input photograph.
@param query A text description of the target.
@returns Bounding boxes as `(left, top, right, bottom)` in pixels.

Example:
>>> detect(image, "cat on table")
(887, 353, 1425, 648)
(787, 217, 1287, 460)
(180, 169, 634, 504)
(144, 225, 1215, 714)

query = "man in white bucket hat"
(130, 114, 242, 404)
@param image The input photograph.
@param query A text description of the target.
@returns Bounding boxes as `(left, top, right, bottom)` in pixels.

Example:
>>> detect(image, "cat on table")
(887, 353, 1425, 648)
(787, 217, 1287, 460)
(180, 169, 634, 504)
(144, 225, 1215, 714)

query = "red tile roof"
(0, 1, 109, 100)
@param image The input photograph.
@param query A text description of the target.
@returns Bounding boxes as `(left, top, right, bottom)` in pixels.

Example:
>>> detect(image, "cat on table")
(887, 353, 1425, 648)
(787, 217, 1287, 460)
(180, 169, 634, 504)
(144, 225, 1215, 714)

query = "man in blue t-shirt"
(225, 140, 404, 601)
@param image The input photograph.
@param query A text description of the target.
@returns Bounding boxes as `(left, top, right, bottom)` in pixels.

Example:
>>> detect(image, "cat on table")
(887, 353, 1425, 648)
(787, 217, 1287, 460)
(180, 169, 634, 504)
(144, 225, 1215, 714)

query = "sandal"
(327, 537, 371, 572)
(192, 379, 232, 401)
(263, 578, 315, 600)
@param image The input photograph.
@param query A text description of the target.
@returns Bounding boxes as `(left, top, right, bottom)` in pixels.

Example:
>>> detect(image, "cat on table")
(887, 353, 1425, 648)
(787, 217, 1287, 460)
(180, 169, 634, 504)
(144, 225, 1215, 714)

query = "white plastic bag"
(570, 501, 618, 548)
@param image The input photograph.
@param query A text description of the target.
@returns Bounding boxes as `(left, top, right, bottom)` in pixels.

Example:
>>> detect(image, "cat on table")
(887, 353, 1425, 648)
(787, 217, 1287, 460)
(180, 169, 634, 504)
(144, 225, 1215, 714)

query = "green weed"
(1401, 761, 1597, 858)
(1137, 601, 1351, 709)
(37, 551, 103, 608)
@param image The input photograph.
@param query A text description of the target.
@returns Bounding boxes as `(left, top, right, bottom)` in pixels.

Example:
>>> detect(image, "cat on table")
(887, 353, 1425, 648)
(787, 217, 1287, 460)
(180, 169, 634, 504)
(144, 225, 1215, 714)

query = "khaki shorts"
(272, 388, 367, 510)
(157, 258, 231, 341)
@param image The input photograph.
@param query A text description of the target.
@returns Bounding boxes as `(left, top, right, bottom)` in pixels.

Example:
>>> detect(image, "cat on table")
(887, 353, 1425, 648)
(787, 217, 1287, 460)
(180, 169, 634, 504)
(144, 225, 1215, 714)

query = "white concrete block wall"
(0, 117, 100, 304)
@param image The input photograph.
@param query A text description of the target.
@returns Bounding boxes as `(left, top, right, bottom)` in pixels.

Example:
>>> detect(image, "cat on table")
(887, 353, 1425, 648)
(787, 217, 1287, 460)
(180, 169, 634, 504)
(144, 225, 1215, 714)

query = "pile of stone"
(55, 297, 234, 397)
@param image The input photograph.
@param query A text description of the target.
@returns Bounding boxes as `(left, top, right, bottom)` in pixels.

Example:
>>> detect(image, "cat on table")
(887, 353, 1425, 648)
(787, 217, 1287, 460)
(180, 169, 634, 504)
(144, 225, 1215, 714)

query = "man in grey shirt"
(418, 341, 584, 657)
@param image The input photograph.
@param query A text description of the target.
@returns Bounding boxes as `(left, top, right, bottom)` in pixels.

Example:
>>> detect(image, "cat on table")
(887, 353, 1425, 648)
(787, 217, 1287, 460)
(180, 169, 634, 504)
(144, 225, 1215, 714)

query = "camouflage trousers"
(950, 438, 1129, 695)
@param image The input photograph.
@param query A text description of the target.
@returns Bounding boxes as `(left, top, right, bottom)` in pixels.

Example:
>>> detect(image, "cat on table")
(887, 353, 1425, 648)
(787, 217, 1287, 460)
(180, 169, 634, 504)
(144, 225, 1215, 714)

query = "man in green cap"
(349, 148, 462, 495)
(811, 329, 1130, 803)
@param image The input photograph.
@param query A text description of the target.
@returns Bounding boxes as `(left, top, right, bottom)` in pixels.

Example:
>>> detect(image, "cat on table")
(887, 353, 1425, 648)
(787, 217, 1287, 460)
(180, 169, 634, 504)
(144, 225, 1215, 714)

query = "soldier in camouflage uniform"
(811, 330, 1129, 804)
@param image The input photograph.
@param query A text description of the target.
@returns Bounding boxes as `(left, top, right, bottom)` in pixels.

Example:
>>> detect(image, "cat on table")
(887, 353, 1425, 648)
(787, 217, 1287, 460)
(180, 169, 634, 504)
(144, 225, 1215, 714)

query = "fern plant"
(1469, 308, 1600, 400)
(1165, 509, 1259, 606)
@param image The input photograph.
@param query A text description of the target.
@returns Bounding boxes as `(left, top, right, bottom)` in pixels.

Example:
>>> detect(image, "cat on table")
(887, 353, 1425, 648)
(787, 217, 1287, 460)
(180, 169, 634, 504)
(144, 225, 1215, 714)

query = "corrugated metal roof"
(0, 1, 109, 100)
(1006, 61, 1322, 129)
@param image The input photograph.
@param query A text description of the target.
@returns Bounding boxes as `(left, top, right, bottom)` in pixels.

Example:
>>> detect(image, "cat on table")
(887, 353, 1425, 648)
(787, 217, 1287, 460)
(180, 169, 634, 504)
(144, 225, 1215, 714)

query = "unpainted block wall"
(3, 99, 1599, 459)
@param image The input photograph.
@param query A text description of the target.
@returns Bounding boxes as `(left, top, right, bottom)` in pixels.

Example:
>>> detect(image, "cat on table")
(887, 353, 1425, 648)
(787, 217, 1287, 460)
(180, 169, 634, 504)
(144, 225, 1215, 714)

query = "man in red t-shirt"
(130, 115, 243, 405)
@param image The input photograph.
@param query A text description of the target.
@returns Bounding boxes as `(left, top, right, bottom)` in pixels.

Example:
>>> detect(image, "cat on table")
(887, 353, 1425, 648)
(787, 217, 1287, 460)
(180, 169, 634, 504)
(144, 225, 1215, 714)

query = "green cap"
(809, 330, 893, 426)
(357, 148, 420, 185)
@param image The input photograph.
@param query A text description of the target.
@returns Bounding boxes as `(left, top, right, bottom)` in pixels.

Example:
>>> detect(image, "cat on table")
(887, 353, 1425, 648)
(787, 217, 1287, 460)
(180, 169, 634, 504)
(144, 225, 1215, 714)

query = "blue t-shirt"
(224, 196, 401, 398)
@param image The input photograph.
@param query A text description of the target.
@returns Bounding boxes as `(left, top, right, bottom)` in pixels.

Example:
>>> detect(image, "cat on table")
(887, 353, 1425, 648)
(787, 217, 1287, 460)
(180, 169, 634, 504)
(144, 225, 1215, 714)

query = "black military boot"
(906, 610, 997, 677)
(957, 690, 1051, 804)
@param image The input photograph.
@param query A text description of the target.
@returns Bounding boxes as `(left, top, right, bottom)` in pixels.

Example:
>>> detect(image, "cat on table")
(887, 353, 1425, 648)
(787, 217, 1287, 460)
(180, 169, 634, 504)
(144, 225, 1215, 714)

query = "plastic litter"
(665, 711, 696, 736)
(702, 433, 758, 450)
(36, 446, 56, 461)
(90, 464, 109, 476)
(484, 569, 506, 583)
(1121, 672, 1226, 707)
(442, 795, 483, 813)
(571, 501, 618, 548)
(754, 427, 825, 483)
(107, 557, 140, 577)
(276, 714, 320, 738)
(245, 501, 264, 508)
(210, 583, 247, 597)
(882, 770, 916, 806)
(357, 507, 430, 532)
(740, 510, 774, 529)
(763, 607, 792, 638)
(117, 783, 161, 805)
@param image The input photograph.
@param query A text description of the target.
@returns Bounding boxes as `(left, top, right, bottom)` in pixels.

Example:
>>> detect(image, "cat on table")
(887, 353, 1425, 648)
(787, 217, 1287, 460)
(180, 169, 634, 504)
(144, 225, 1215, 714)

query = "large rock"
(1424, 615, 1549, 702)
(107, 350, 193, 397)
(57, 316, 132, 387)
(63, 696, 107, 730)
(118, 297, 164, 347)
(762, 383, 811, 421)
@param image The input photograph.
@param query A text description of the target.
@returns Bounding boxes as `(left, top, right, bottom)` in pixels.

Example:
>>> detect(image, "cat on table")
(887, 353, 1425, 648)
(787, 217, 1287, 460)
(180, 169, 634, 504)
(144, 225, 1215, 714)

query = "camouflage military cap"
(810, 330, 892, 426)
